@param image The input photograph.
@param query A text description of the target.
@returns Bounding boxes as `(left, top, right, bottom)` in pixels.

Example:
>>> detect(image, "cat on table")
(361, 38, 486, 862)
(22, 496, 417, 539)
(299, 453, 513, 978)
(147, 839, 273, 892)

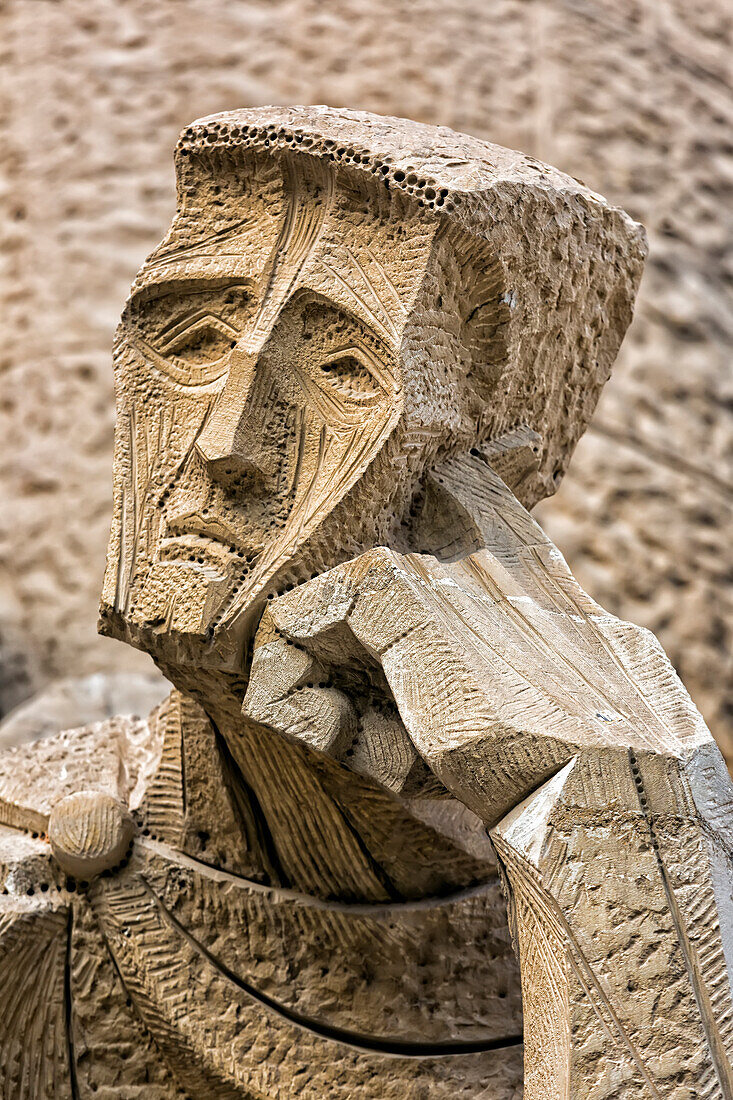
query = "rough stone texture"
(1, 0, 731, 774)
(255, 453, 733, 1098)
(0, 691, 526, 1098)
(97, 105, 643, 676)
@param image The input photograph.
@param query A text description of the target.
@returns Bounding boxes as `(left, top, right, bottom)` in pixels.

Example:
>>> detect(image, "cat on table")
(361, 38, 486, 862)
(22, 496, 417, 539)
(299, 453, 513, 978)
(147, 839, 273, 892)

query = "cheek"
(112, 339, 224, 489)
(307, 402, 401, 502)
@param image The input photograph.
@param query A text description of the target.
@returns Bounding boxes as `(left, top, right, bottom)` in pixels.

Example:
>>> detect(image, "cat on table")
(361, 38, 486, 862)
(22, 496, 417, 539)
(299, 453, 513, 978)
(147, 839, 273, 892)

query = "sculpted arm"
(245, 451, 733, 1099)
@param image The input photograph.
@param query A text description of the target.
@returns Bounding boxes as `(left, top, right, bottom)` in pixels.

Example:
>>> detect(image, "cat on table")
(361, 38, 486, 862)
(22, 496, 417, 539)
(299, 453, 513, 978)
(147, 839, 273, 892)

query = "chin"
(99, 557, 266, 675)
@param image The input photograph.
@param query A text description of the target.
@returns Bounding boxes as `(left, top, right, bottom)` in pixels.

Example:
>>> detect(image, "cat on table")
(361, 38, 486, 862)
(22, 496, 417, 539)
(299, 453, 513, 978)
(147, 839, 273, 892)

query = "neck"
(399, 426, 542, 560)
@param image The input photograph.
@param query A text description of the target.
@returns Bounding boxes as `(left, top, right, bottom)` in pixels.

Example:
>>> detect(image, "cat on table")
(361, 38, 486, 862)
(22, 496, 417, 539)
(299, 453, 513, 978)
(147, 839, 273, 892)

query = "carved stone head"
(99, 106, 645, 675)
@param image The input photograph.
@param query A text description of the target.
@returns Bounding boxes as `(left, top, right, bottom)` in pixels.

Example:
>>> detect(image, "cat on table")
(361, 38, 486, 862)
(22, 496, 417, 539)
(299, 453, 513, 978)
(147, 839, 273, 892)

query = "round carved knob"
(48, 791, 135, 879)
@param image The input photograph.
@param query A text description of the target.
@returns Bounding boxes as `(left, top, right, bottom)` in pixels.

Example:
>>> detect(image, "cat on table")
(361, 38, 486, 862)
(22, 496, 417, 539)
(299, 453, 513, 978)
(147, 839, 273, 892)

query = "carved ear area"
(455, 233, 512, 410)
(477, 425, 542, 503)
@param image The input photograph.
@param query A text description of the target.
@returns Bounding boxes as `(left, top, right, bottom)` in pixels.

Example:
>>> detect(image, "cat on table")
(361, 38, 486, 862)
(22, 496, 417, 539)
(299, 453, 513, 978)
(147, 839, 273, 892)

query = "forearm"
(244, 455, 733, 1097)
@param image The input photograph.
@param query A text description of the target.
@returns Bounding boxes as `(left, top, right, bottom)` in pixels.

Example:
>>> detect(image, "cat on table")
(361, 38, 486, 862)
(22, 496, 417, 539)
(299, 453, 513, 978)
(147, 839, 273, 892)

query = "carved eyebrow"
(144, 214, 260, 269)
(296, 292, 384, 344)
(318, 260, 399, 343)
(128, 277, 254, 310)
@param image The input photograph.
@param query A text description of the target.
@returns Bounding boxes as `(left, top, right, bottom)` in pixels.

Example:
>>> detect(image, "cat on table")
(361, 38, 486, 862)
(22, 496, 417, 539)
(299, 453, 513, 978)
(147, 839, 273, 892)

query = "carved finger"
(245, 600, 442, 796)
(266, 548, 406, 662)
(243, 632, 357, 757)
(347, 704, 441, 798)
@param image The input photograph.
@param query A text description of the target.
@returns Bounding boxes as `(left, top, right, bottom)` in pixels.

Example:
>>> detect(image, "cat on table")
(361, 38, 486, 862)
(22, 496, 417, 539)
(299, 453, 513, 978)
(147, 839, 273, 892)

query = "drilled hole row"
(629, 750, 660, 853)
(178, 122, 459, 214)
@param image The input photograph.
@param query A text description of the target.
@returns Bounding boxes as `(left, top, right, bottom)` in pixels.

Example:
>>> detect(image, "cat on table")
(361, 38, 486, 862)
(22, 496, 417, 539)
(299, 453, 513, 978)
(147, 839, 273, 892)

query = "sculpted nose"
(195, 348, 269, 481)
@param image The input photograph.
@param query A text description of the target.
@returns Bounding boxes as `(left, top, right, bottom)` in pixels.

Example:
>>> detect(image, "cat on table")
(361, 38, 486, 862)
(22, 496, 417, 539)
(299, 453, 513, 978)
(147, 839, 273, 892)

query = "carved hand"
(244, 454, 713, 824)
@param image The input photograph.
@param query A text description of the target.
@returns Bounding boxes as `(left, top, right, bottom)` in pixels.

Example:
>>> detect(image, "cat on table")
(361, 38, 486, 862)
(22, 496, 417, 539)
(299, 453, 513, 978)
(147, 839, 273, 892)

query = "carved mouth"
(159, 532, 233, 574)
(159, 519, 262, 574)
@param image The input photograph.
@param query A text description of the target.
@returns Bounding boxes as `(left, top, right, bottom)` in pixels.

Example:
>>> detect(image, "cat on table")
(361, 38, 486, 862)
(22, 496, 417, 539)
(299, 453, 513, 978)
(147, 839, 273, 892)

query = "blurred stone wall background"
(1, 0, 731, 765)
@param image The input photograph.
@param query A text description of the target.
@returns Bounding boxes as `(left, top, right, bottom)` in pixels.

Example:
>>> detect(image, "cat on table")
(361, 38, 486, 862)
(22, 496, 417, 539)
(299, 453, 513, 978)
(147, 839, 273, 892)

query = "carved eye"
(126, 280, 256, 386)
(317, 352, 380, 402)
(160, 314, 238, 368)
(132, 313, 239, 386)
(166, 323, 234, 367)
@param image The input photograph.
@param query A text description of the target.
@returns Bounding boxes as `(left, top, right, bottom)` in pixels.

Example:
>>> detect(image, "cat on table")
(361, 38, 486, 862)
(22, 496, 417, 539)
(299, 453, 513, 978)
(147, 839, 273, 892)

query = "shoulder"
(0, 704, 167, 836)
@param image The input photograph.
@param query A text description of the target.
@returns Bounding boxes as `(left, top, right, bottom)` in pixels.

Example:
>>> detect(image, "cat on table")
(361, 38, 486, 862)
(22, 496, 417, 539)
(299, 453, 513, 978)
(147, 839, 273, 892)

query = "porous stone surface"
(1, 0, 730, 767)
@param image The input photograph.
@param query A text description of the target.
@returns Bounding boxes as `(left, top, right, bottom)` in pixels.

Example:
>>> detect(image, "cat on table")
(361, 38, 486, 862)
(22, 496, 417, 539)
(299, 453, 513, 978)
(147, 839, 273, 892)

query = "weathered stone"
(2, 2, 730, 771)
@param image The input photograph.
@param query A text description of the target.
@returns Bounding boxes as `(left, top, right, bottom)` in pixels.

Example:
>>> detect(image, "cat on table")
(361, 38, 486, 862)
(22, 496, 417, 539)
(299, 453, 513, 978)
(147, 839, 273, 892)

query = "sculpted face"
(100, 151, 445, 668)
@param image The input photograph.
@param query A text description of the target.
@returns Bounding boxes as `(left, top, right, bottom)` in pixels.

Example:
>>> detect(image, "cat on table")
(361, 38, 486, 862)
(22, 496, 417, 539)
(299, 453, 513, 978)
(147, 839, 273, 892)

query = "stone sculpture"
(1, 106, 731, 1098)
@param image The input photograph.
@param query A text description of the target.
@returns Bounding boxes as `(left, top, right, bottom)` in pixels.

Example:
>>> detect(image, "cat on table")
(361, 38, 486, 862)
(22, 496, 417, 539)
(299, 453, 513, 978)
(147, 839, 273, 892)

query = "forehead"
(131, 151, 439, 346)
